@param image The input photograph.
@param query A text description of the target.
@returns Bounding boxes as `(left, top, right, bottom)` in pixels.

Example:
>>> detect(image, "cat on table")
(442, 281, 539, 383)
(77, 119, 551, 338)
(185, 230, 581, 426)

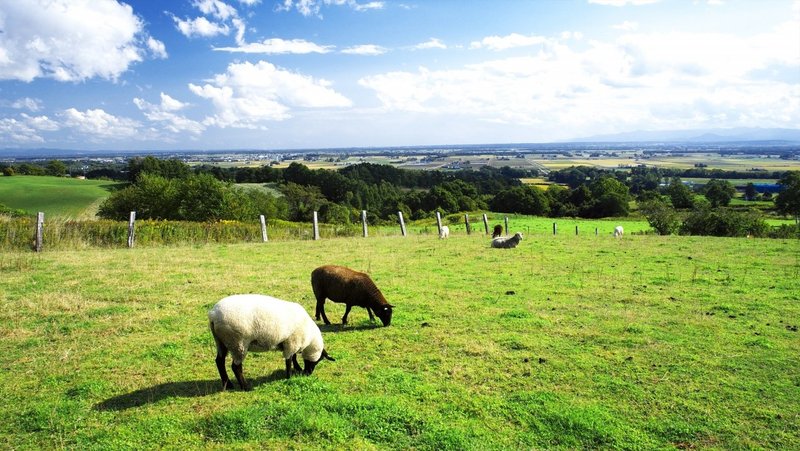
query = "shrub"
(679, 207, 768, 237)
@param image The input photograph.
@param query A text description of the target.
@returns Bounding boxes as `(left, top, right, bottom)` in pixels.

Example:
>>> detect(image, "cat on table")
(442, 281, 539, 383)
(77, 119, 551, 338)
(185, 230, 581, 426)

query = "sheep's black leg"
(284, 358, 292, 379)
(366, 307, 375, 322)
(292, 354, 302, 372)
(315, 298, 331, 325)
(214, 341, 234, 391)
(342, 304, 353, 325)
(232, 362, 251, 391)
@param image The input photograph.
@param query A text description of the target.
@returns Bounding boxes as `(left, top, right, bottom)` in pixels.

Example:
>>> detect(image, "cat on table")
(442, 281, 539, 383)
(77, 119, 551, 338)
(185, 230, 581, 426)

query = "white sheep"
(439, 225, 450, 239)
(491, 232, 523, 248)
(208, 294, 335, 391)
(614, 225, 624, 238)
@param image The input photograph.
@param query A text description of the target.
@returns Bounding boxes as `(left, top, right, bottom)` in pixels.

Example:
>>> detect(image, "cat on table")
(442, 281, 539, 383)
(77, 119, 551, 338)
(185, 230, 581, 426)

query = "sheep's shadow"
(93, 369, 285, 411)
(318, 323, 381, 333)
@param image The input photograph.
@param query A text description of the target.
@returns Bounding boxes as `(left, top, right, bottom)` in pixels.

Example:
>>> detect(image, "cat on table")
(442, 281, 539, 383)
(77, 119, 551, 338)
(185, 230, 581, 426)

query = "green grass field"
(1, 231, 798, 449)
(0, 175, 121, 218)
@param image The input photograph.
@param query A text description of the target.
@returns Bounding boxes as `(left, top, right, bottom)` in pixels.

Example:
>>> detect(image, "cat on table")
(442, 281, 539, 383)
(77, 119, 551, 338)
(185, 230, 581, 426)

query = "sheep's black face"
(304, 349, 335, 375)
(377, 306, 393, 326)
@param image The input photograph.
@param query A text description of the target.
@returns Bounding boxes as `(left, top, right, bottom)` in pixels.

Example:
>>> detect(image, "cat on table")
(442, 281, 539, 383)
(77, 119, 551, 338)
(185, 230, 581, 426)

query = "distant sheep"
(439, 225, 450, 239)
(491, 232, 523, 249)
(311, 265, 394, 326)
(492, 224, 503, 238)
(614, 226, 624, 238)
(208, 294, 335, 390)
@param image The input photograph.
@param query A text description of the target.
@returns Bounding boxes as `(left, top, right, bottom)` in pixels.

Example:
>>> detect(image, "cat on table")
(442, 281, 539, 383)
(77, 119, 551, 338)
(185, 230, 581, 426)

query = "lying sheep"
(491, 232, 523, 249)
(492, 224, 503, 238)
(439, 225, 450, 239)
(208, 294, 335, 391)
(614, 225, 624, 238)
(311, 265, 394, 326)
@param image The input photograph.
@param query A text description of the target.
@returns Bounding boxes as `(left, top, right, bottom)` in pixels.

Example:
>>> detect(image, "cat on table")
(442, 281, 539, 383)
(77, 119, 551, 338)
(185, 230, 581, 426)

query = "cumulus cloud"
(0, 0, 157, 82)
(359, 24, 800, 134)
(59, 108, 141, 139)
(0, 113, 59, 143)
(341, 44, 387, 55)
(173, 16, 230, 38)
(613, 21, 639, 31)
(147, 37, 168, 59)
(413, 38, 447, 50)
(11, 98, 43, 112)
(134, 93, 205, 135)
(214, 38, 333, 54)
(277, 0, 384, 17)
(188, 60, 352, 128)
(469, 33, 548, 51)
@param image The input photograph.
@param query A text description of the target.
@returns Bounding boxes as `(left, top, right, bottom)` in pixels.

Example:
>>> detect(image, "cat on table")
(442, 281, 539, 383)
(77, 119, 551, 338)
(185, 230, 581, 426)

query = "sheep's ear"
(386, 304, 394, 309)
(322, 349, 336, 361)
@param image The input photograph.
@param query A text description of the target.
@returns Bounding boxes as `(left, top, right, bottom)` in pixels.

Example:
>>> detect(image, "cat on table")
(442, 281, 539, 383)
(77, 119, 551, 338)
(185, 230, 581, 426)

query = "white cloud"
(414, 38, 447, 50)
(613, 21, 639, 31)
(134, 93, 205, 135)
(214, 38, 333, 54)
(238, 0, 261, 4)
(0, 113, 59, 143)
(60, 108, 141, 139)
(359, 24, 800, 135)
(147, 37, 168, 59)
(0, 0, 154, 82)
(193, 0, 237, 20)
(342, 44, 387, 55)
(277, 0, 384, 17)
(173, 16, 230, 38)
(11, 98, 43, 112)
(189, 60, 352, 128)
(469, 33, 548, 51)
(588, 0, 660, 5)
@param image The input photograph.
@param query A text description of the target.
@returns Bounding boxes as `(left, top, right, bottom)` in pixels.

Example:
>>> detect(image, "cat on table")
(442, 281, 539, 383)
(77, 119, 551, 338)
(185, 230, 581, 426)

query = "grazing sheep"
(491, 232, 523, 249)
(492, 224, 503, 238)
(439, 225, 450, 239)
(614, 226, 624, 238)
(311, 265, 394, 326)
(208, 294, 335, 391)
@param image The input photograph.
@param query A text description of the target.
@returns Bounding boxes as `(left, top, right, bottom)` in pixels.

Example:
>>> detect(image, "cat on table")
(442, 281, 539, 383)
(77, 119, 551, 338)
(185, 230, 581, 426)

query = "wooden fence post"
(260, 215, 268, 242)
(553, 222, 557, 235)
(361, 210, 368, 238)
(435, 211, 442, 236)
(504, 216, 509, 235)
(127, 211, 136, 248)
(313, 211, 320, 240)
(595, 227, 598, 236)
(575, 225, 579, 236)
(464, 214, 471, 235)
(398, 211, 407, 237)
(34, 212, 44, 252)
(482, 213, 489, 235)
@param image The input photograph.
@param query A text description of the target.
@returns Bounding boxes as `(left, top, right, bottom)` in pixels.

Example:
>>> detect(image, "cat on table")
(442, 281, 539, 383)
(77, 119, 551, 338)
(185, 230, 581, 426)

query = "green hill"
(0, 233, 797, 449)
(0, 175, 121, 218)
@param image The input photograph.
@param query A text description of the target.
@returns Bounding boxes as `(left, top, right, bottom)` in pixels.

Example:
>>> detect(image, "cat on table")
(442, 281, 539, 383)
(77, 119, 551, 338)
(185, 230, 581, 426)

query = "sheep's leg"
(231, 361, 251, 391)
(366, 307, 375, 322)
(213, 337, 234, 391)
(315, 298, 331, 325)
(292, 354, 302, 372)
(284, 354, 302, 378)
(342, 304, 353, 325)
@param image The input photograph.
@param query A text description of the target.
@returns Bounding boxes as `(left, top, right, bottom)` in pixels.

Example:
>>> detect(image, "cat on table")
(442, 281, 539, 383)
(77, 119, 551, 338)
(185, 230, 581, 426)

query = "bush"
(680, 207, 768, 237)
(639, 199, 680, 235)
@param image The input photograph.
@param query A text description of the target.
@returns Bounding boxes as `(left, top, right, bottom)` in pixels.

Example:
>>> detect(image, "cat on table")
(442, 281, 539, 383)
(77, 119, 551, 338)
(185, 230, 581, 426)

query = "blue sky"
(0, 0, 798, 151)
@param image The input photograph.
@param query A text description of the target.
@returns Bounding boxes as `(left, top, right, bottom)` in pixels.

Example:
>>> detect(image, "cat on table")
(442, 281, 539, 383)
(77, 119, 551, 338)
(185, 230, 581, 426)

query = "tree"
(46, 160, 68, 177)
(667, 177, 694, 209)
(2, 166, 14, 176)
(744, 183, 758, 201)
(490, 185, 549, 215)
(703, 179, 736, 207)
(775, 171, 800, 224)
(639, 199, 680, 235)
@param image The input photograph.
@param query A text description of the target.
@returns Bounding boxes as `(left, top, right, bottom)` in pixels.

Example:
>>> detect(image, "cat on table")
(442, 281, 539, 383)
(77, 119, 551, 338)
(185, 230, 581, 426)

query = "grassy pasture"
(0, 175, 120, 218)
(1, 231, 798, 449)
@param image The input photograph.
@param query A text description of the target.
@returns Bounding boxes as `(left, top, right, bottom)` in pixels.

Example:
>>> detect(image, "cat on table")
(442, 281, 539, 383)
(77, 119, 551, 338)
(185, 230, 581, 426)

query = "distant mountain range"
(570, 127, 800, 143)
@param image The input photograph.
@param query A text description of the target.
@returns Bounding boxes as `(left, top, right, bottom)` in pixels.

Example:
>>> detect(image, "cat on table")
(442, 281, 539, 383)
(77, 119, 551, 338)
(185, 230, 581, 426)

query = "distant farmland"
(0, 175, 120, 218)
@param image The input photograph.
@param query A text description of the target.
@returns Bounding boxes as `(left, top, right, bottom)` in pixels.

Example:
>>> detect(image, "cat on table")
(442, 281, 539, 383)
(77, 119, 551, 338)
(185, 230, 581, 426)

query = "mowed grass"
(0, 175, 121, 218)
(0, 232, 799, 449)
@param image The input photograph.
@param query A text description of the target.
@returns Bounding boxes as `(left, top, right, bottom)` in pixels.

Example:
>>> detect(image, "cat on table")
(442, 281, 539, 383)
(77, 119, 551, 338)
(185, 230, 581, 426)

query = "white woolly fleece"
(209, 294, 324, 364)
